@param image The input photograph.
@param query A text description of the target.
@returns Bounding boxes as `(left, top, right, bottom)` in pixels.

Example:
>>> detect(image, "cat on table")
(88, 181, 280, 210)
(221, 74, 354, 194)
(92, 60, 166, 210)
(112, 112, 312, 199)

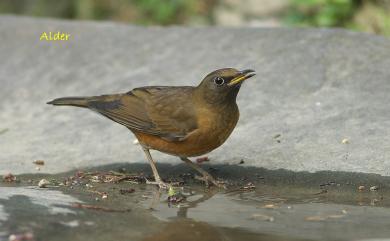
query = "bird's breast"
(194, 105, 239, 145)
(134, 104, 239, 157)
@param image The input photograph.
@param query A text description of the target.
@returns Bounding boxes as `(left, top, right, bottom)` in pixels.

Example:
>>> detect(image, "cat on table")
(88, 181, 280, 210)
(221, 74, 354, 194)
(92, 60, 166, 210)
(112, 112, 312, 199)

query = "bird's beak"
(227, 69, 256, 86)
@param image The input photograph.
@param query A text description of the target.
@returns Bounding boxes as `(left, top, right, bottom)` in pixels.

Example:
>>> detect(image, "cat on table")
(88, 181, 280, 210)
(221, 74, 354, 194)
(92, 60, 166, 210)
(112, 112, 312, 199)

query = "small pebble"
(38, 179, 50, 188)
(120, 188, 135, 194)
(358, 185, 365, 191)
(133, 139, 139, 145)
(3, 173, 16, 182)
(102, 194, 108, 199)
(196, 157, 209, 164)
(370, 186, 379, 191)
(33, 160, 45, 165)
(251, 214, 274, 222)
(305, 216, 326, 221)
(35, 167, 41, 171)
(341, 138, 349, 144)
(8, 232, 34, 241)
(263, 204, 277, 209)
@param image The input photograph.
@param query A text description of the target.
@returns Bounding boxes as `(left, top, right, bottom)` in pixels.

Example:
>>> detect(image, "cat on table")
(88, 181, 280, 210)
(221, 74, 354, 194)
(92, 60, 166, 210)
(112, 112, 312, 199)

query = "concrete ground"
(1, 16, 390, 175)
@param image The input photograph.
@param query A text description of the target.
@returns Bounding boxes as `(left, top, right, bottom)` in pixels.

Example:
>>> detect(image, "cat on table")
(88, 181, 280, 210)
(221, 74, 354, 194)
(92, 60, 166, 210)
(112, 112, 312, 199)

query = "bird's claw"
(195, 174, 227, 189)
(145, 177, 170, 189)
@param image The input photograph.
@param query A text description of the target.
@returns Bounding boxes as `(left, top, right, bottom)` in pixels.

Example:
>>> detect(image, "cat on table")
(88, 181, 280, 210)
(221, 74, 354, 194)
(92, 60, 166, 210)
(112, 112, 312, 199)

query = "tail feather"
(47, 97, 89, 108)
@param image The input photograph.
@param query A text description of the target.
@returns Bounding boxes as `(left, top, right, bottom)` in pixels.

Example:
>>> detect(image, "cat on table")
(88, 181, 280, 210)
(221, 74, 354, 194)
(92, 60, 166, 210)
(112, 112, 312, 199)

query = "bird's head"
(196, 68, 256, 105)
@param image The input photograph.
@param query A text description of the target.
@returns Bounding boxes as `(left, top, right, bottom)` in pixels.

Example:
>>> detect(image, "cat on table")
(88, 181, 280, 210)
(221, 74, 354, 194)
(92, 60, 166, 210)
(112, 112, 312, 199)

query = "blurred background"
(0, 0, 389, 36)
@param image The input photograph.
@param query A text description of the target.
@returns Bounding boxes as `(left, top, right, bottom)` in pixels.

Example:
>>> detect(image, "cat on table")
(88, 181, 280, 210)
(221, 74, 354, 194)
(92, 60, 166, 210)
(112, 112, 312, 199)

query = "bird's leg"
(142, 147, 169, 189)
(180, 157, 225, 189)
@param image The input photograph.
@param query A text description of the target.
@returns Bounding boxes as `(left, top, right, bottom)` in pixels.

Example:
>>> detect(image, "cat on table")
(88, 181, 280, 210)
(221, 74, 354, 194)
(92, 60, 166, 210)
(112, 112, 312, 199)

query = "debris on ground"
(168, 186, 177, 196)
(225, 182, 255, 194)
(38, 179, 50, 188)
(32, 160, 45, 165)
(239, 159, 245, 164)
(8, 232, 34, 241)
(370, 186, 379, 191)
(319, 181, 336, 187)
(196, 157, 209, 164)
(263, 204, 278, 209)
(358, 185, 365, 191)
(133, 139, 139, 145)
(3, 173, 16, 183)
(63, 171, 144, 186)
(256, 174, 265, 180)
(119, 188, 135, 194)
(167, 186, 186, 206)
(314, 189, 328, 195)
(240, 182, 256, 191)
(305, 215, 326, 221)
(305, 211, 346, 221)
(274, 134, 281, 143)
(167, 195, 186, 205)
(179, 172, 193, 179)
(87, 189, 109, 199)
(71, 203, 131, 212)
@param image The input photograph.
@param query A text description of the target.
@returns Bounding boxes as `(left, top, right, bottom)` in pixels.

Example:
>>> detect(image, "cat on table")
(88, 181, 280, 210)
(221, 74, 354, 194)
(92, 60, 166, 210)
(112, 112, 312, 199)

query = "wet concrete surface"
(1, 164, 390, 241)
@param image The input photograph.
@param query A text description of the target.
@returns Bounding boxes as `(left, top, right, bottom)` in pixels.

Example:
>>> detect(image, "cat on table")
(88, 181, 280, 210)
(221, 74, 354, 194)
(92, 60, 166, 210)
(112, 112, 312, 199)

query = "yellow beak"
(227, 69, 256, 86)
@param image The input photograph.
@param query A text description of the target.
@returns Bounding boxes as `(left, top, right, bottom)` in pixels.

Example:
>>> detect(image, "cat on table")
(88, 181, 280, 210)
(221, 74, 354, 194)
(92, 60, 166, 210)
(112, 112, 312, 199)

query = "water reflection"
(144, 183, 390, 241)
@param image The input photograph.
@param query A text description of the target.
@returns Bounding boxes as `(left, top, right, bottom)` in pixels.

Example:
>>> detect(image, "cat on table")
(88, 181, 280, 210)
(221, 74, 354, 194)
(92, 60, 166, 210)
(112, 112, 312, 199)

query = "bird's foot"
(195, 174, 227, 189)
(145, 177, 170, 189)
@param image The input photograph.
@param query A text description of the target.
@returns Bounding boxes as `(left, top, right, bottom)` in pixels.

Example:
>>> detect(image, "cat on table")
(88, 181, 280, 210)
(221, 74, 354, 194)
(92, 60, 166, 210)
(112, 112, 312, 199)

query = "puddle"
(1, 165, 390, 241)
(0, 186, 81, 228)
(143, 186, 390, 241)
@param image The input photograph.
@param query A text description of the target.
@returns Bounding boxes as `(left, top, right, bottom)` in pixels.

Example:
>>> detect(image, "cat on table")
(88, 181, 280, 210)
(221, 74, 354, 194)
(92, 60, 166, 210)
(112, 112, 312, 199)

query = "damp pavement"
(2, 164, 390, 241)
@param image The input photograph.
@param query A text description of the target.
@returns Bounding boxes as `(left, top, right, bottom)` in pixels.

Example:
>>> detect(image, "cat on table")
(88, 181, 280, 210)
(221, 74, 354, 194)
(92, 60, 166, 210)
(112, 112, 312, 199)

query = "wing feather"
(86, 86, 197, 141)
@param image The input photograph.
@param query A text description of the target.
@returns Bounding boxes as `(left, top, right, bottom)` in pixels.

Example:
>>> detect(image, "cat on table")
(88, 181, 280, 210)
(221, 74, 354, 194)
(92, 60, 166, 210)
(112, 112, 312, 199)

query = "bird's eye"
(213, 77, 225, 86)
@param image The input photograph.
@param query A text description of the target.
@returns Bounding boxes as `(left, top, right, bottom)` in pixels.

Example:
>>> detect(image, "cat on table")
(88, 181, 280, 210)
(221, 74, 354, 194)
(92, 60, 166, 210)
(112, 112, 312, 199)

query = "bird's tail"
(47, 97, 90, 108)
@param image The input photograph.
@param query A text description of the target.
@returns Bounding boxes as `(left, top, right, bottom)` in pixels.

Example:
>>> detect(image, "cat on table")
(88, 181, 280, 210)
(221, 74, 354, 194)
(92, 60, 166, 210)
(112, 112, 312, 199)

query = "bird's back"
(48, 85, 239, 157)
(48, 86, 198, 141)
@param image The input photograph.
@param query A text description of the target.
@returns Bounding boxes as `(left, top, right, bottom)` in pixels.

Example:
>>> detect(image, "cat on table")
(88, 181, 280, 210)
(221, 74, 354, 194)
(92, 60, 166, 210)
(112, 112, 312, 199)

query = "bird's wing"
(86, 86, 198, 142)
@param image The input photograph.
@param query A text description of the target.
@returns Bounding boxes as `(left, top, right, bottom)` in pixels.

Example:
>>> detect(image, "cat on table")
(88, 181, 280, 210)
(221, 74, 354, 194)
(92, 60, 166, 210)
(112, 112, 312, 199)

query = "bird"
(47, 68, 255, 189)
